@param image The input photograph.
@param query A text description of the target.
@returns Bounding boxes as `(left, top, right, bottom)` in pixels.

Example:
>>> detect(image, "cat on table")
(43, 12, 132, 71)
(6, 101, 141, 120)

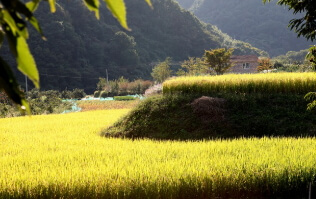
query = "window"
(243, 63, 250, 69)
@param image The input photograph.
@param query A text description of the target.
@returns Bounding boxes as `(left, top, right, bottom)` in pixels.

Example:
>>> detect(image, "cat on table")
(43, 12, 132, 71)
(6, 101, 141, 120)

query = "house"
(229, 55, 259, 74)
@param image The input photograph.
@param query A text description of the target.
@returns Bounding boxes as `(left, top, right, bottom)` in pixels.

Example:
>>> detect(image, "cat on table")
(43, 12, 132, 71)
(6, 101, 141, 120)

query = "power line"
(39, 73, 101, 80)
(38, 62, 153, 80)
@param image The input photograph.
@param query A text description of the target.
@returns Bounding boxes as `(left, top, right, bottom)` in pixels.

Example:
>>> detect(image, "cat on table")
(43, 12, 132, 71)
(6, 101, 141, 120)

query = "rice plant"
(0, 110, 315, 198)
(77, 100, 140, 111)
(163, 72, 316, 95)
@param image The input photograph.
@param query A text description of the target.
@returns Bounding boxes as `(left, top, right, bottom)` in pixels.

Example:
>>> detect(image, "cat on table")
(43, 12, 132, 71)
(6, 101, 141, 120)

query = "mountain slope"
(1, 0, 265, 93)
(175, 0, 315, 56)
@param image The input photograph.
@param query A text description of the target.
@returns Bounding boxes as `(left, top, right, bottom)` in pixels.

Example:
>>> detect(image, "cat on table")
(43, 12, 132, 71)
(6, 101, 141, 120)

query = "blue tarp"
(61, 95, 145, 113)
(79, 94, 145, 101)
(61, 100, 81, 114)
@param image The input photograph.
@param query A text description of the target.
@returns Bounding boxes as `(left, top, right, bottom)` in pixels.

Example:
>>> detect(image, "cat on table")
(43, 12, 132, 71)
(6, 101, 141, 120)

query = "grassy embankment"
(104, 73, 316, 140)
(0, 110, 315, 198)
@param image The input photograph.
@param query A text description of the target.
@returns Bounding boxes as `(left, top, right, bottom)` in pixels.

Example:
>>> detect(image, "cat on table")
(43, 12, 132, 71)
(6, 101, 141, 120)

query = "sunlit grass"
(0, 109, 315, 198)
(77, 100, 140, 111)
(163, 72, 316, 95)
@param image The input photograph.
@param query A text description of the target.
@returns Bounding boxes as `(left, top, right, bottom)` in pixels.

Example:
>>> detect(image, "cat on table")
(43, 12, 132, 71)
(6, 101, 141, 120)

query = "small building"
(229, 55, 259, 74)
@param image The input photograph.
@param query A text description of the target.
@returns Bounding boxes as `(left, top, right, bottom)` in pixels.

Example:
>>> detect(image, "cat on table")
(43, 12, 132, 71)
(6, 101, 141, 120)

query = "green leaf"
(0, 56, 30, 114)
(29, 16, 45, 39)
(15, 0, 45, 38)
(26, 0, 41, 12)
(83, 0, 100, 19)
(307, 101, 316, 112)
(4, 24, 18, 57)
(47, 0, 56, 13)
(306, 45, 316, 59)
(2, 10, 29, 39)
(5, 26, 39, 87)
(144, 0, 153, 8)
(304, 92, 316, 102)
(15, 0, 33, 19)
(16, 36, 40, 88)
(104, 0, 130, 30)
(2, 10, 20, 37)
(21, 99, 31, 115)
(0, 30, 4, 46)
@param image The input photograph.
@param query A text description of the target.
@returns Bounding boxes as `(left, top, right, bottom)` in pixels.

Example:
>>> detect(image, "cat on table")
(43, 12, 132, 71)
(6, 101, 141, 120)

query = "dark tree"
(204, 48, 234, 75)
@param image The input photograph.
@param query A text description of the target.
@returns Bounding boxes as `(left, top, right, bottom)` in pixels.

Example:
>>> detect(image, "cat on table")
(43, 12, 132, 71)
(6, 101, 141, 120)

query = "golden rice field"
(163, 72, 316, 95)
(77, 100, 140, 111)
(0, 109, 316, 198)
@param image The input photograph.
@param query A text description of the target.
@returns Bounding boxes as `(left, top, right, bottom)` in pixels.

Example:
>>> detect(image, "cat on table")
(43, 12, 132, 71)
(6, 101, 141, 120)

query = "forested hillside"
(1, 0, 265, 93)
(175, 0, 315, 57)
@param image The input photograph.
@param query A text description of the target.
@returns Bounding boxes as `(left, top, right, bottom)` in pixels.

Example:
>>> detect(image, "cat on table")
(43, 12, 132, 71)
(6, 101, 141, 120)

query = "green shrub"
(61, 90, 73, 99)
(113, 96, 136, 101)
(94, 91, 101, 98)
(26, 89, 41, 99)
(71, 89, 86, 99)
(1, 89, 74, 117)
(0, 103, 21, 118)
(28, 93, 71, 115)
(100, 91, 109, 98)
(103, 93, 316, 140)
(95, 78, 153, 96)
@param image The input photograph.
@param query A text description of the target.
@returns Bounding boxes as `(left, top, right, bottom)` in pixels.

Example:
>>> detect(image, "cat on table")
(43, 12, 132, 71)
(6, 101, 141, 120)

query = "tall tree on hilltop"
(204, 48, 234, 75)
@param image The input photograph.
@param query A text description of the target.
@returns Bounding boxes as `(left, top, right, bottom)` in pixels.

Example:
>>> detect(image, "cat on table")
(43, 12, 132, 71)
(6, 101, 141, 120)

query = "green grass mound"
(102, 93, 316, 140)
(103, 73, 316, 140)
(113, 96, 136, 101)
